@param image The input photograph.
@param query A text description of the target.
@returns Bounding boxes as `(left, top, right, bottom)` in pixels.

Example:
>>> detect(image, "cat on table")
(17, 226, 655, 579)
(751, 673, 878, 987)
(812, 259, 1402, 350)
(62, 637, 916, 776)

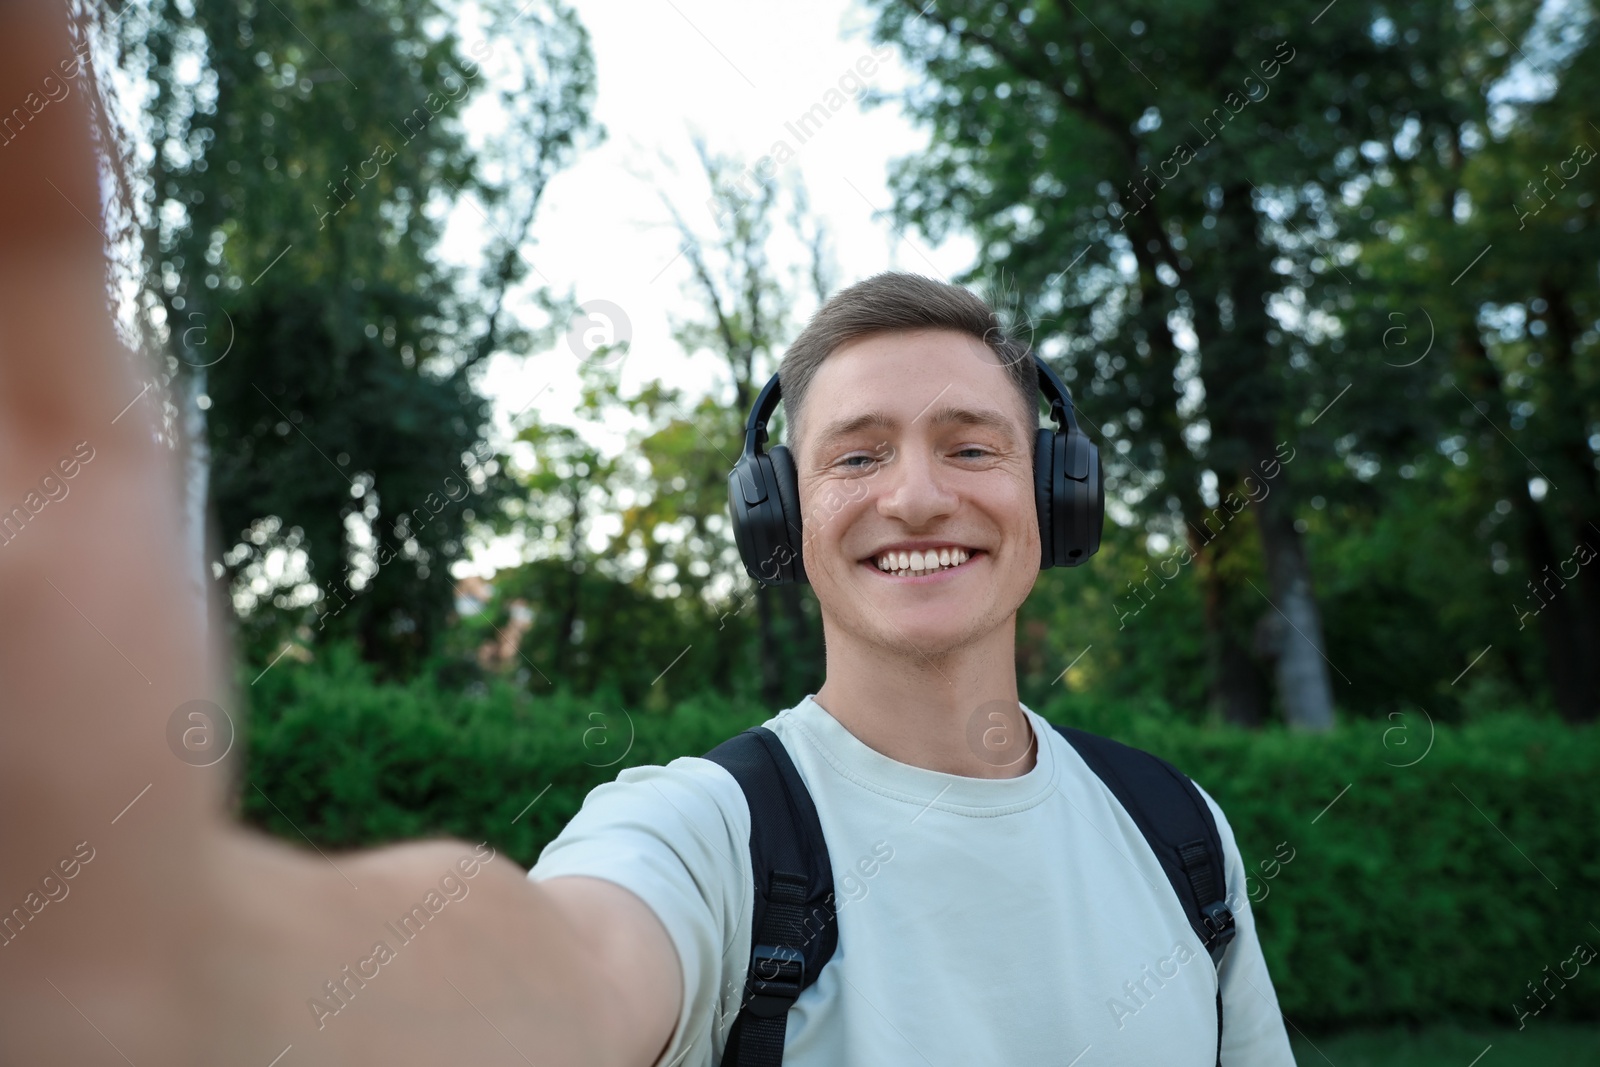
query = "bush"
(241, 645, 768, 874)
(239, 648, 1598, 1030)
(1099, 709, 1599, 1030)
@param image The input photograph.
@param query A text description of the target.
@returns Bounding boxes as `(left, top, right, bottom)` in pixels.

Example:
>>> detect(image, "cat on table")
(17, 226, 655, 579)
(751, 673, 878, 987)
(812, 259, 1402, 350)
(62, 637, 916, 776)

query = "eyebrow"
(810, 404, 1026, 457)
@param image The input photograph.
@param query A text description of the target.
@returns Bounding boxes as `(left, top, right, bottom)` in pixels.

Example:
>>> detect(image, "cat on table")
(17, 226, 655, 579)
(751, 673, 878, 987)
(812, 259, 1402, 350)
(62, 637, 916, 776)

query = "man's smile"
(862, 542, 986, 580)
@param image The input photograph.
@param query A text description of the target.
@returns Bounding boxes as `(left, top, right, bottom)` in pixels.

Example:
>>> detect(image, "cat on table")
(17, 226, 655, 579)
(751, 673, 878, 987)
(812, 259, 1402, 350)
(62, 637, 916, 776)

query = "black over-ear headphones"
(727, 353, 1104, 586)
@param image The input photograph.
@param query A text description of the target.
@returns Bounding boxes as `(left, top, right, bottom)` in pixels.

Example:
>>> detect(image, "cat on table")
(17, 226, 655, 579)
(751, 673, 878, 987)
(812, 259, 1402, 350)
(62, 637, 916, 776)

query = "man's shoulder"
(545, 699, 811, 849)
(530, 751, 753, 873)
(595, 750, 753, 815)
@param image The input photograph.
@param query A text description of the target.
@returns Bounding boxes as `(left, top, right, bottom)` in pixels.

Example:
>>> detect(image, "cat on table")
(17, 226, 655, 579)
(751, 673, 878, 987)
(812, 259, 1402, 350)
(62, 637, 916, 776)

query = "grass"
(1289, 1022, 1599, 1066)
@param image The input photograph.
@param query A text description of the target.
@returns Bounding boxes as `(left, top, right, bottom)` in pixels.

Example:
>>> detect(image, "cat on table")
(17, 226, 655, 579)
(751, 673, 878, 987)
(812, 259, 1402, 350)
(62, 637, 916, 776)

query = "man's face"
(794, 328, 1041, 661)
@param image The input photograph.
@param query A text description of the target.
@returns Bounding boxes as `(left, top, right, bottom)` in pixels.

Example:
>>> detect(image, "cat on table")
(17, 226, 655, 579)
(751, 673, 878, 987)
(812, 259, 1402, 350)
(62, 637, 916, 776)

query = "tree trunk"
(1194, 520, 1268, 727)
(557, 480, 583, 675)
(1120, 217, 1267, 726)
(1198, 182, 1336, 729)
(1535, 281, 1600, 702)
(1512, 476, 1598, 721)
(1252, 474, 1336, 729)
(182, 368, 211, 639)
(1456, 329, 1597, 721)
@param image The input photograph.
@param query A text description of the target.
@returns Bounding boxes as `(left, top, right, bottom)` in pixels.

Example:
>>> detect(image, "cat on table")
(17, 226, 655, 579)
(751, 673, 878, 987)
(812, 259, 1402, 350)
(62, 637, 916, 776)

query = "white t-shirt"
(528, 695, 1297, 1066)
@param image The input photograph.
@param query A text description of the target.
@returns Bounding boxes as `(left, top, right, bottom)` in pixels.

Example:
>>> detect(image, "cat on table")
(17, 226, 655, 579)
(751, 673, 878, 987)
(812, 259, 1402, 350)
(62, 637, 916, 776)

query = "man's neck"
(811, 619, 1036, 779)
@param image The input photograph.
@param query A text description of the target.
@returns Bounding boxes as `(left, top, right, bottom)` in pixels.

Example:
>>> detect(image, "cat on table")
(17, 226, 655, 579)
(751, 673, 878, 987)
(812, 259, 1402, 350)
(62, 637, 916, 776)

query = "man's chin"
(863, 613, 993, 662)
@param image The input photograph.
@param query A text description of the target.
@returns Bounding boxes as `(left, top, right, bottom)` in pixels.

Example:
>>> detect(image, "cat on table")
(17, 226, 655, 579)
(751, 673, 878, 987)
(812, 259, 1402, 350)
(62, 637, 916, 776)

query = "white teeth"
(874, 547, 971, 574)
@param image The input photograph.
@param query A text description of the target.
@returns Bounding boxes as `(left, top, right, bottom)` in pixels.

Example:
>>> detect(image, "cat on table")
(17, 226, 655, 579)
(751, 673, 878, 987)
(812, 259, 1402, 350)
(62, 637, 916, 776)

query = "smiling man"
(0, 12, 1291, 1055)
(523, 273, 1298, 1065)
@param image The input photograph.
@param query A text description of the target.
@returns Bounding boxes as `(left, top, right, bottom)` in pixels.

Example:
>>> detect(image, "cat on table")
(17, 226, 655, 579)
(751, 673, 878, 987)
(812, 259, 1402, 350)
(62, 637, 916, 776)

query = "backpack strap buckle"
(747, 944, 806, 1017)
(1200, 900, 1236, 964)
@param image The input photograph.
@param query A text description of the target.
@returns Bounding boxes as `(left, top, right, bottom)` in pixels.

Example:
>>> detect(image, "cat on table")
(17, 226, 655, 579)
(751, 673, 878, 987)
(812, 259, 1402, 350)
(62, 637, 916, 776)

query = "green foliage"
(1017, 518, 1214, 716)
(470, 365, 774, 707)
(484, 152, 834, 707)
(858, 0, 1600, 724)
(448, 557, 765, 709)
(1290, 1022, 1600, 1065)
(117, 0, 600, 673)
(240, 648, 1598, 1029)
(241, 643, 772, 865)
(1102, 711, 1598, 1028)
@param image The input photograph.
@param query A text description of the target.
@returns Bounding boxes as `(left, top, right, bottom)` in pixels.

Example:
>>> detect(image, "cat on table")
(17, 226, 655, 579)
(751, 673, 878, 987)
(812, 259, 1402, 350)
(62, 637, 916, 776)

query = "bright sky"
(446, 0, 976, 574)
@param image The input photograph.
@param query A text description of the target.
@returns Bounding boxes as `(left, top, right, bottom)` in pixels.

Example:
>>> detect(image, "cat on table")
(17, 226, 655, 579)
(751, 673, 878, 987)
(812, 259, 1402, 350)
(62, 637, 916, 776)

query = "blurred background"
(56, 0, 1600, 1061)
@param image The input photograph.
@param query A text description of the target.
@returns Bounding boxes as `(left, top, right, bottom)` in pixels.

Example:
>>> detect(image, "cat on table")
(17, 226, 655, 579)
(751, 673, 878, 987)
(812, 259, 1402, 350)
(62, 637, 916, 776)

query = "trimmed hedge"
(1112, 713, 1599, 1030)
(239, 648, 1598, 1030)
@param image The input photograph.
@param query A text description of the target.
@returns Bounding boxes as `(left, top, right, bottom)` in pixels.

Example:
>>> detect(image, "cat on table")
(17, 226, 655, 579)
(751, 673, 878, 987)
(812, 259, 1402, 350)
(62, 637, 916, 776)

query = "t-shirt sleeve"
(527, 757, 752, 1067)
(1193, 782, 1298, 1066)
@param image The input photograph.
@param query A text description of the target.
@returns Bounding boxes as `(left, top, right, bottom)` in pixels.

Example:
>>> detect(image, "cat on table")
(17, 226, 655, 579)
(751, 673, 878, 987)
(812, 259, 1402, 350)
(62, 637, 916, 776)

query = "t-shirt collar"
(774, 693, 1061, 816)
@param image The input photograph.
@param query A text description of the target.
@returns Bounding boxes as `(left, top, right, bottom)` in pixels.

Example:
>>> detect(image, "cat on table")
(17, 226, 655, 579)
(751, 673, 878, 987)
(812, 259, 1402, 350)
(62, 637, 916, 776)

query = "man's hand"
(0, 5, 680, 1064)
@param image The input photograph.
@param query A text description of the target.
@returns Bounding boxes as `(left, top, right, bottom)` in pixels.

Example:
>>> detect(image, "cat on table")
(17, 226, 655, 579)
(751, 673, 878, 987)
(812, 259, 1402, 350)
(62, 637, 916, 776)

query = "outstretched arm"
(0, 5, 678, 1064)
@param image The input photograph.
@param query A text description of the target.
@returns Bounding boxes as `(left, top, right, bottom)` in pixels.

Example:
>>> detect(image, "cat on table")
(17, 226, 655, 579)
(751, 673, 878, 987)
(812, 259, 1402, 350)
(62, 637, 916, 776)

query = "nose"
(877, 441, 958, 528)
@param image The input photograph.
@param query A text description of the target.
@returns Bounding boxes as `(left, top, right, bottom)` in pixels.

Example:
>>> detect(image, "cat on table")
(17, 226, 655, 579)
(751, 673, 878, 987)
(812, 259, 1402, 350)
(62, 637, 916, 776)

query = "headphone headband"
(742, 370, 784, 458)
(1033, 354, 1081, 437)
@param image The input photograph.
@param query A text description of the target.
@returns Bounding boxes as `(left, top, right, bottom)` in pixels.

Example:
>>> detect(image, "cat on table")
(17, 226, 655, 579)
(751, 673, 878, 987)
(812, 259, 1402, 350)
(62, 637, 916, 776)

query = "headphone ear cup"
(727, 445, 806, 585)
(1035, 427, 1105, 569)
(1084, 444, 1104, 560)
(727, 455, 790, 585)
(767, 444, 807, 584)
(1033, 427, 1056, 569)
(728, 455, 766, 581)
(1057, 430, 1103, 566)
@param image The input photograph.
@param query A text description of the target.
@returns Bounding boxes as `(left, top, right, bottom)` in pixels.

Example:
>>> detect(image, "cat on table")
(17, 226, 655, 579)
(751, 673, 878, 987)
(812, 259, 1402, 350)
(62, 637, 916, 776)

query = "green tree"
(1336, 0, 1600, 720)
(863, 0, 1597, 726)
(479, 148, 837, 710)
(481, 366, 764, 707)
(660, 141, 831, 706)
(110, 0, 600, 674)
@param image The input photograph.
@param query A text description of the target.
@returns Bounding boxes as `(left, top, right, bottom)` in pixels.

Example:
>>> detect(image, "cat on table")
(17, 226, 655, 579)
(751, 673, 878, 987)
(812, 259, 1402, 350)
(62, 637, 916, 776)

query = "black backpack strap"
(1054, 724, 1236, 1066)
(702, 726, 837, 1067)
